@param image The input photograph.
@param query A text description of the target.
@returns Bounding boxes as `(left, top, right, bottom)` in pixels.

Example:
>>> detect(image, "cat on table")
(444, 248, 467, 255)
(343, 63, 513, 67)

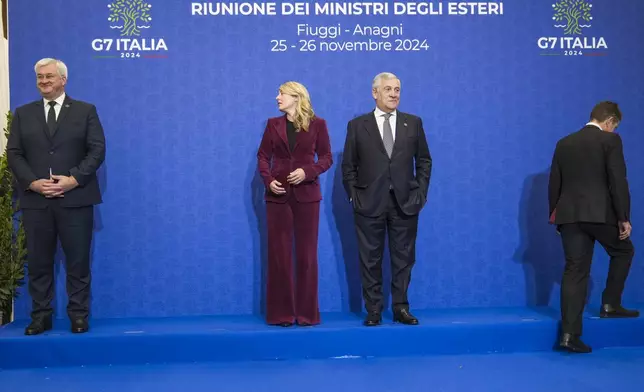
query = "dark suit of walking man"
(7, 58, 106, 335)
(342, 72, 432, 326)
(549, 101, 638, 353)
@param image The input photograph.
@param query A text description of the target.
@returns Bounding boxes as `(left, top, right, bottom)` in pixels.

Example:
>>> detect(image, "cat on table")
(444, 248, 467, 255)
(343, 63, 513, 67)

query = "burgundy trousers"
(265, 194, 320, 325)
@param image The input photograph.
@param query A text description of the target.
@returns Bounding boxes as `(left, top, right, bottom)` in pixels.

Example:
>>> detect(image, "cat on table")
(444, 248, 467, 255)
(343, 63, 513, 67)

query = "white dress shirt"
(43, 92, 66, 121)
(374, 106, 397, 142)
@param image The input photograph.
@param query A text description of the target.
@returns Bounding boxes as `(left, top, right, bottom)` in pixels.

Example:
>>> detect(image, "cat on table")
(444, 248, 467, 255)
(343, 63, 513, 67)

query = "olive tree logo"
(552, 0, 592, 35)
(108, 0, 152, 37)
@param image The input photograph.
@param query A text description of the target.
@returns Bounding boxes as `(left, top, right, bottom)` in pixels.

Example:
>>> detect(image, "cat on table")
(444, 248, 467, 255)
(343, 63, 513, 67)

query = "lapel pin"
(403, 123, 407, 127)
(64, 104, 70, 108)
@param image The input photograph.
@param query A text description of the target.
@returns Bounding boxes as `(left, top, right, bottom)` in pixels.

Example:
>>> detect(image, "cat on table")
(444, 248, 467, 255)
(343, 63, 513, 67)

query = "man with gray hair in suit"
(342, 72, 432, 326)
(7, 58, 106, 335)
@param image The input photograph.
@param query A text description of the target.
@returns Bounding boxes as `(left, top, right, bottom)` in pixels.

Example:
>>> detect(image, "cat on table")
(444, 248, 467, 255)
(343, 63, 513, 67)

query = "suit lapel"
(392, 112, 408, 157)
(272, 115, 290, 155)
(32, 100, 52, 142)
(363, 112, 387, 156)
(52, 96, 73, 137)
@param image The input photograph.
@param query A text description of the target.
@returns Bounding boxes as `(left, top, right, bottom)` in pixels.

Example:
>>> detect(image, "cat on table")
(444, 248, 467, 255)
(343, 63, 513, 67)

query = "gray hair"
(34, 58, 68, 79)
(372, 72, 398, 90)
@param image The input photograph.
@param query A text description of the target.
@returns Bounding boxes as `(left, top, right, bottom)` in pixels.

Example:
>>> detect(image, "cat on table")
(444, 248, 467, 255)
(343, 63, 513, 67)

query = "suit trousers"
(559, 222, 635, 335)
(354, 190, 419, 313)
(265, 193, 320, 325)
(22, 200, 94, 321)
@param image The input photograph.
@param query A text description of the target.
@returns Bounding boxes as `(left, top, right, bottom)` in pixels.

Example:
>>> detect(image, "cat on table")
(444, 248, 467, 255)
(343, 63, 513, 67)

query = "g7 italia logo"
(537, 0, 607, 57)
(92, 0, 169, 59)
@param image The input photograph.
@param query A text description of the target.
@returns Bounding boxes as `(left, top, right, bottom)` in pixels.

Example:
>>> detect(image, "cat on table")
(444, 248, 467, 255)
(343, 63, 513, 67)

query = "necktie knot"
(383, 113, 392, 120)
(48, 101, 56, 108)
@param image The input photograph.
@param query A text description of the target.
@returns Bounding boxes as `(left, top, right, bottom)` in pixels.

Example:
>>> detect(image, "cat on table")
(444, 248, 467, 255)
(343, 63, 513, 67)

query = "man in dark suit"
(342, 72, 432, 326)
(549, 101, 638, 353)
(7, 58, 106, 335)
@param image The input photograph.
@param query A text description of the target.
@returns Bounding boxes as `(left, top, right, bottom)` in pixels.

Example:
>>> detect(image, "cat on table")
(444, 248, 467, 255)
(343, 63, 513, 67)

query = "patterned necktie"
(382, 113, 394, 158)
(47, 101, 57, 135)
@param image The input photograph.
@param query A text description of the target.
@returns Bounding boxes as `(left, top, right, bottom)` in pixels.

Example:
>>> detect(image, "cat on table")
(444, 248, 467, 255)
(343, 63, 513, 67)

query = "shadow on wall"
(514, 169, 594, 316)
(246, 122, 268, 318)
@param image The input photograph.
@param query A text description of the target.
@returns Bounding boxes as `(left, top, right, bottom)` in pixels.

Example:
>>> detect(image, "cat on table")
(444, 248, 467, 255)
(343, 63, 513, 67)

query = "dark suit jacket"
(7, 95, 106, 209)
(341, 110, 432, 217)
(548, 125, 630, 225)
(257, 115, 333, 203)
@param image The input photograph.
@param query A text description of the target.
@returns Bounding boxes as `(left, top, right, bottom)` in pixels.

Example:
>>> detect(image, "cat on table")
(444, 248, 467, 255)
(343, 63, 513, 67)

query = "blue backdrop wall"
(8, 0, 644, 319)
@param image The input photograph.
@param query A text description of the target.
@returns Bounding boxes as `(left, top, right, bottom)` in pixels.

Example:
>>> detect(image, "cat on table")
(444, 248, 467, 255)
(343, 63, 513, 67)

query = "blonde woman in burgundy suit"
(257, 82, 333, 326)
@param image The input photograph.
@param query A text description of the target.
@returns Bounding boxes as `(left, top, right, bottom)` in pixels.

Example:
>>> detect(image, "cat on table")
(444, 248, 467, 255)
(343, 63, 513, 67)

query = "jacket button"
(49, 151, 54, 155)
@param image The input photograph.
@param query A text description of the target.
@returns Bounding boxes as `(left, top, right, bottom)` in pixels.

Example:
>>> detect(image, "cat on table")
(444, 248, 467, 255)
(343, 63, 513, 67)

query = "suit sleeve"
(6, 108, 39, 190)
(548, 146, 561, 218)
(257, 122, 275, 188)
(302, 120, 333, 182)
(415, 118, 432, 198)
(68, 105, 106, 187)
(341, 120, 358, 200)
(606, 134, 630, 222)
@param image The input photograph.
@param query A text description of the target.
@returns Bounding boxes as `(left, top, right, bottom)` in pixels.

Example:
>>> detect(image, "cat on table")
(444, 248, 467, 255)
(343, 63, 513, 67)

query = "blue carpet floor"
(1, 348, 644, 391)
(2, 307, 643, 391)
(2, 307, 644, 369)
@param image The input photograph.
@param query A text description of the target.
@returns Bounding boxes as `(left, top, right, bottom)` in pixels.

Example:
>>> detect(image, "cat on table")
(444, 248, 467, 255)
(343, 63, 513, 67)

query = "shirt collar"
(43, 92, 66, 107)
(374, 106, 397, 119)
(585, 121, 603, 131)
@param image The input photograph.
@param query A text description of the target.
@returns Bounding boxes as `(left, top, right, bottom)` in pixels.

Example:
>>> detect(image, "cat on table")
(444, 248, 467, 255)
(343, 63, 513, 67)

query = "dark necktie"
(47, 101, 57, 135)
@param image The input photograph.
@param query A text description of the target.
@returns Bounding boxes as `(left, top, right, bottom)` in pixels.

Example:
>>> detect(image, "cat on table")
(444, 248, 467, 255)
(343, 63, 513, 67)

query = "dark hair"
(590, 101, 622, 123)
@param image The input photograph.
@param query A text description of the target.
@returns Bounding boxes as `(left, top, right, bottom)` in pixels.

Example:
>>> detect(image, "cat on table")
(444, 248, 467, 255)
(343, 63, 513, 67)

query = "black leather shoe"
(278, 322, 293, 327)
(559, 333, 592, 353)
(71, 318, 89, 334)
(24, 318, 52, 336)
(600, 304, 640, 318)
(363, 312, 381, 326)
(393, 309, 419, 325)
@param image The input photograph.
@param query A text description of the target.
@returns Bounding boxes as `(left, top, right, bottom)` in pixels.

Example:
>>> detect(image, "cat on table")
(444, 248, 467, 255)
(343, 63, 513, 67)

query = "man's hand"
(34, 175, 79, 198)
(269, 180, 286, 195)
(619, 221, 632, 240)
(29, 179, 56, 197)
(287, 168, 306, 185)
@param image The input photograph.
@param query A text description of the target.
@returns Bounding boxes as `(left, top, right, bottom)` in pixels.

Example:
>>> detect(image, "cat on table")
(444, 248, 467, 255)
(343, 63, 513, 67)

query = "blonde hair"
(279, 81, 314, 132)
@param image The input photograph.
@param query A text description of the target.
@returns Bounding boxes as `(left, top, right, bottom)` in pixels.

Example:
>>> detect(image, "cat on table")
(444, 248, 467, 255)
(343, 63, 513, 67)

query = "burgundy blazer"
(257, 115, 333, 203)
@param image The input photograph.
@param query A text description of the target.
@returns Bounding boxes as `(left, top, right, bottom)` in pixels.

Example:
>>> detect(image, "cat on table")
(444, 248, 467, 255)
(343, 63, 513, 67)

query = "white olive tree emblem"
(108, 0, 152, 37)
(553, 0, 592, 35)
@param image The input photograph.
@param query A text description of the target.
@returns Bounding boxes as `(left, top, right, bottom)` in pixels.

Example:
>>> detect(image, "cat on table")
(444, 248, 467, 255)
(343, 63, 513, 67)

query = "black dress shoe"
(600, 304, 640, 318)
(393, 309, 419, 325)
(71, 318, 89, 334)
(363, 312, 381, 326)
(24, 318, 52, 336)
(559, 333, 592, 353)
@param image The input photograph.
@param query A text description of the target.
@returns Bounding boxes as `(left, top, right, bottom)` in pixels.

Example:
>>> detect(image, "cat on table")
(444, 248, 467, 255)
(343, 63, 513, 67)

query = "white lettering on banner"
(314, 2, 388, 15)
(92, 38, 168, 52)
(297, 24, 342, 39)
(283, 3, 310, 15)
(448, 2, 503, 15)
(353, 24, 404, 39)
(188, 1, 506, 54)
(394, 2, 442, 15)
(191, 2, 278, 15)
(537, 37, 607, 50)
(190, 2, 505, 16)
